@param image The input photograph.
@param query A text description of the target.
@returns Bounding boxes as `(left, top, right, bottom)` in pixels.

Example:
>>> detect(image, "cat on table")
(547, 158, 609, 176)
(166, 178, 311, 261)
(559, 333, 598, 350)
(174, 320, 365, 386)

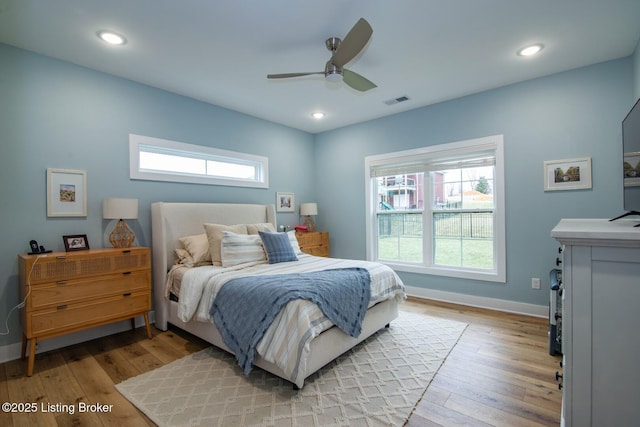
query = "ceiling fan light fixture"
(325, 72, 343, 83)
(324, 61, 343, 82)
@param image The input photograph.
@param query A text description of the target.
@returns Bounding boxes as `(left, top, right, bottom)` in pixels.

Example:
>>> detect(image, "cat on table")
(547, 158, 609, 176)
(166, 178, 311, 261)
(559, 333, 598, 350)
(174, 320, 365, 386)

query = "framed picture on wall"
(47, 168, 87, 217)
(543, 157, 592, 191)
(276, 192, 295, 212)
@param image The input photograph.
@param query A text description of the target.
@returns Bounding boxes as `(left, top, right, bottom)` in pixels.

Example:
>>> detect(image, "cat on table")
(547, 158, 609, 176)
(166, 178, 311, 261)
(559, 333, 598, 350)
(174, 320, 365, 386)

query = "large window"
(129, 134, 268, 188)
(365, 135, 505, 282)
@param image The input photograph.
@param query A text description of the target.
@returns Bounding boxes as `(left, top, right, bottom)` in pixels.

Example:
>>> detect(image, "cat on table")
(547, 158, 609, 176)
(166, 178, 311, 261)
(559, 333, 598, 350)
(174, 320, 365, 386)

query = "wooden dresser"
(18, 247, 151, 376)
(296, 231, 330, 257)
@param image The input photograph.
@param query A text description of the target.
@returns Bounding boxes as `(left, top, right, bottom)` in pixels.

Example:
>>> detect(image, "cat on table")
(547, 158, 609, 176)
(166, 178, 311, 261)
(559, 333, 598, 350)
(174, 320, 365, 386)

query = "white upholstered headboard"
(150, 202, 276, 329)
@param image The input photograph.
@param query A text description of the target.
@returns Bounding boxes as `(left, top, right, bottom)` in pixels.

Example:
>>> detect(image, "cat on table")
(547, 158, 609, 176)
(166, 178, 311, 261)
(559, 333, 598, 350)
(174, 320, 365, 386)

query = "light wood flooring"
(1, 297, 562, 426)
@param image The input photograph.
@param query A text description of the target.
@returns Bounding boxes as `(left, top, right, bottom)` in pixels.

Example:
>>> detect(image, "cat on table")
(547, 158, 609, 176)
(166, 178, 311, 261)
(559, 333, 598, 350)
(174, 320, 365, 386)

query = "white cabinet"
(552, 219, 640, 427)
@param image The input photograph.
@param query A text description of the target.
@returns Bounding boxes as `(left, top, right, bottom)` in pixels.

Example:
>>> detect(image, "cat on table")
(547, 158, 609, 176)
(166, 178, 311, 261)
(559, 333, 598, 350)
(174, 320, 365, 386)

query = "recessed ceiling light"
(311, 112, 325, 119)
(97, 30, 127, 45)
(517, 44, 543, 57)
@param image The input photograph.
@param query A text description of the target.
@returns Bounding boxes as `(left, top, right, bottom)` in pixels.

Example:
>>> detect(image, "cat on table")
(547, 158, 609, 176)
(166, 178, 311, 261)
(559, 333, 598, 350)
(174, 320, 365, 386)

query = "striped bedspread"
(176, 254, 406, 386)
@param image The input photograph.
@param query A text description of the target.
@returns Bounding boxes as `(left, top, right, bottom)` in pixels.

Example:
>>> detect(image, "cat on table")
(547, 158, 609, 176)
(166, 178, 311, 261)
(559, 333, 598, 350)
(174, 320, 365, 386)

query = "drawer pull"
(56, 304, 67, 310)
(122, 250, 131, 253)
(56, 280, 68, 285)
(56, 255, 67, 260)
(123, 292, 132, 297)
(123, 272, 132, 276)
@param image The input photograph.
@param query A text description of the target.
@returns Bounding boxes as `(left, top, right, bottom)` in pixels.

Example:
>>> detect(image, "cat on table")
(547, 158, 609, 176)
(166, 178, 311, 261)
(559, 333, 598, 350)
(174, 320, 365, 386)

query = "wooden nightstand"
(296, 231, 330, 257)
(18, 247, 151, 376)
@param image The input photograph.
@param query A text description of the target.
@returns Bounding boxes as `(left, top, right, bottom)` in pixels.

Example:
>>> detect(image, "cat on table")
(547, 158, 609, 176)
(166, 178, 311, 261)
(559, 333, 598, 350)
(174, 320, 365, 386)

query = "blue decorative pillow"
(259, 231, 298, 264)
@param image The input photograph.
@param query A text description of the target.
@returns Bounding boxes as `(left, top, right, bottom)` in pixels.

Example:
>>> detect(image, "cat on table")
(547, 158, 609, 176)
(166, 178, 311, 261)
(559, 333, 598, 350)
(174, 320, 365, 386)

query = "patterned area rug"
(116, 312, 467, 426)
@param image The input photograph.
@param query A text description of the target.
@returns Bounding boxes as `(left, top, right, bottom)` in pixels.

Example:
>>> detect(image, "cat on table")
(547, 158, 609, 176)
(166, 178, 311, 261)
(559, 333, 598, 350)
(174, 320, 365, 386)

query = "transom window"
(365, 135, 505, 282)
(129, 134, 268, 188)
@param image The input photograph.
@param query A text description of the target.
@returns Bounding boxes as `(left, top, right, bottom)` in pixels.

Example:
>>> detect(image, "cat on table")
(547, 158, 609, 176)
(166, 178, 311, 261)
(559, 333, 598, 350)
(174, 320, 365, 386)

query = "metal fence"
(378, 211, 493, 239)
(378, 212, 422, 237)
(433, 211, 493, 239)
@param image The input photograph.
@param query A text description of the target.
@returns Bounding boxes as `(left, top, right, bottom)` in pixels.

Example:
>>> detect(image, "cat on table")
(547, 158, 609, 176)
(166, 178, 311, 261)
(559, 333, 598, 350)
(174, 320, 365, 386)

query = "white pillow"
(287, 230, 303, 255)
(220, 231, 266, 267)
(203, 223, 248, 266)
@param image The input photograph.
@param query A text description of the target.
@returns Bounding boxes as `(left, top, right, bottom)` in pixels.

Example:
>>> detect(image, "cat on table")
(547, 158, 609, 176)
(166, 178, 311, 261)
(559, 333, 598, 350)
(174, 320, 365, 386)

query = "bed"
(151, 202, 406, 388)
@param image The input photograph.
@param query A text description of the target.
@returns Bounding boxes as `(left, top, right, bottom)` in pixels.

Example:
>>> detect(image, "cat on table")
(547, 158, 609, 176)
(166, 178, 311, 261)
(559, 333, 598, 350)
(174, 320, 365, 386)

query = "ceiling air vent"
(384, 96, 410, 106)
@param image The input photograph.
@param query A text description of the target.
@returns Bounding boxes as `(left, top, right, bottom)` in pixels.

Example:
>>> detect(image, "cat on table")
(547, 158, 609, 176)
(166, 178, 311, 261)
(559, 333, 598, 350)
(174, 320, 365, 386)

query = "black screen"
(623, 98, 640, 212)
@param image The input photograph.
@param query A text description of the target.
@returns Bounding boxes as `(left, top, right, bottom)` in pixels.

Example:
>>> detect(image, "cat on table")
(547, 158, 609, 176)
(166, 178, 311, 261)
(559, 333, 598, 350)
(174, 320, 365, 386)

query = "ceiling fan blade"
(332, 18, 372, 67)
(343, 69, 377, 92)
(267, 72, 323, 79)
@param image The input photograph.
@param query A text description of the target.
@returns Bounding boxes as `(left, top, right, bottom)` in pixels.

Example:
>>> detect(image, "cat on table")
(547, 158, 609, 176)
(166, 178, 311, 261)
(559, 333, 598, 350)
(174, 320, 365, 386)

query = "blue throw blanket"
(210, 267, 371, 375)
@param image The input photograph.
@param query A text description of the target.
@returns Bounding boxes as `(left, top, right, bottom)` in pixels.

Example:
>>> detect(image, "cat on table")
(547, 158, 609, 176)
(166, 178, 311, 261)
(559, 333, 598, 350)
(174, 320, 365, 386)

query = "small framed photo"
(544, 157, 592, 191)
(63, 234, 90, 252)
(276, 192, 295, 212)
(47, 168, 87, 217)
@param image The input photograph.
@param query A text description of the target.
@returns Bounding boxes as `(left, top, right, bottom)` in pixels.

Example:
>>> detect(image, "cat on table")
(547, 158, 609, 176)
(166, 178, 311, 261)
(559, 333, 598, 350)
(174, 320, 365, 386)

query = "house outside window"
(365, 135, 505, 282)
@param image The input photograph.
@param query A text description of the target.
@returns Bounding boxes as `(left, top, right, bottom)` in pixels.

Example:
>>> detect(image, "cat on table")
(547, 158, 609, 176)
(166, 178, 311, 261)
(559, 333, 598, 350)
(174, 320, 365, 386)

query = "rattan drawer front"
(29, 270, 149, 310)
(29, 291, 150, 336)
(24, 248, 150, 284)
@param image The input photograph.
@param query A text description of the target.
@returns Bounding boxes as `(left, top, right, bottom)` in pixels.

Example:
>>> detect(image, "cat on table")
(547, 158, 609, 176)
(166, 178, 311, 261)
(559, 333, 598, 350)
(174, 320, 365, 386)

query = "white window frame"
(365, 135, 506, 282)
(129, 134, 269, 188)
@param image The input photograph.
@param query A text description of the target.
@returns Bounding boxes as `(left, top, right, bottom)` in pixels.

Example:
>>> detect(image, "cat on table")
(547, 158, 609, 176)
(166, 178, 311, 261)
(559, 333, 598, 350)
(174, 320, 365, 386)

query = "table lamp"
(300, 203, 318, 232)
(103, 198, 138, 248)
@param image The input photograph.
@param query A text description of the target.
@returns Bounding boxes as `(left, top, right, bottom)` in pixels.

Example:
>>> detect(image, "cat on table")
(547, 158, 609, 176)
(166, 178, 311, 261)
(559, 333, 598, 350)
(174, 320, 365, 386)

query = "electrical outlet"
(531, 277, 541, 289)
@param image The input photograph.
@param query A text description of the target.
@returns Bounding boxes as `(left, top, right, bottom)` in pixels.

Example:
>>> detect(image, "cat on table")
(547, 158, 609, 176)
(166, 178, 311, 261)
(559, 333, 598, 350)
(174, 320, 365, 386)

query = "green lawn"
(377, 210, 494, 269)
(378, 236, 493, 268)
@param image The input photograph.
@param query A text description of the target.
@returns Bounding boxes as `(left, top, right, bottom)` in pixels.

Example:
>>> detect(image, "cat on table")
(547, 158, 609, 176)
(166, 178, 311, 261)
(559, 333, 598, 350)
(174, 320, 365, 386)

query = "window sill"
(379, 260, 506, 283)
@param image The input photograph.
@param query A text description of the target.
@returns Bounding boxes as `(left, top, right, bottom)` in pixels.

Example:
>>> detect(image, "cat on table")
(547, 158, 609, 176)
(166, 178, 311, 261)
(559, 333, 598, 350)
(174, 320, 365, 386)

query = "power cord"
(0, 255, 43, 335)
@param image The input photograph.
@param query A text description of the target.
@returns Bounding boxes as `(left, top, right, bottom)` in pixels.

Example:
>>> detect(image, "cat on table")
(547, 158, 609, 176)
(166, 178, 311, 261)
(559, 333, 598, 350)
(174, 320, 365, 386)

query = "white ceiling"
(1, 0, 639, 134)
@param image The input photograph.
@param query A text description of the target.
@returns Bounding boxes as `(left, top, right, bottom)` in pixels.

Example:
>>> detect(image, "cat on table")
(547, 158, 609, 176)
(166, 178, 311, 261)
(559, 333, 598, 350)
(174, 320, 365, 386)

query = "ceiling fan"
(267, 18, 377, 92)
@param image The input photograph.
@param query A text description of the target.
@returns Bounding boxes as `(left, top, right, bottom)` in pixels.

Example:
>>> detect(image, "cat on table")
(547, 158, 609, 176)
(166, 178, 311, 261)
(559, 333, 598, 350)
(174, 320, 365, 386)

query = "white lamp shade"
(103, 198, 138, 219)
(300, 203, 318, 216)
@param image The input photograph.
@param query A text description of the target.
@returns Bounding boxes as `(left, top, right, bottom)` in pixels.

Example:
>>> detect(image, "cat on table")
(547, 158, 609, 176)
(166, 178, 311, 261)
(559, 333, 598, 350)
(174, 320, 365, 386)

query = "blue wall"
(0, 44, 315, 347)
(314, 57, 634, 306)
(0, 41, 637, 348)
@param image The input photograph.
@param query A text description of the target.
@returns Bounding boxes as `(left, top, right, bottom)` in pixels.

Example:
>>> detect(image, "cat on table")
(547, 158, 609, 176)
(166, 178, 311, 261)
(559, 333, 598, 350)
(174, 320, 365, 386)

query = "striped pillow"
(220, 231, 266, 267)
(203, 223, 248, 266)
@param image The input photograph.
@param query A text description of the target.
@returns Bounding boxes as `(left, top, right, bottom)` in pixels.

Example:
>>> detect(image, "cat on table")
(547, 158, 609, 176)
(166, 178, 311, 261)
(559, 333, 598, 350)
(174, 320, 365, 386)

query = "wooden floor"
(0, 298, 562, 426)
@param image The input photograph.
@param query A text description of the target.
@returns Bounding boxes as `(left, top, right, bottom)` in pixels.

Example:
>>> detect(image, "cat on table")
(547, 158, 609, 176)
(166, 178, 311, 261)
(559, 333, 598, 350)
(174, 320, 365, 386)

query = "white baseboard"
(0, 312, 155, 365)
(406, 286, 548, 318)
